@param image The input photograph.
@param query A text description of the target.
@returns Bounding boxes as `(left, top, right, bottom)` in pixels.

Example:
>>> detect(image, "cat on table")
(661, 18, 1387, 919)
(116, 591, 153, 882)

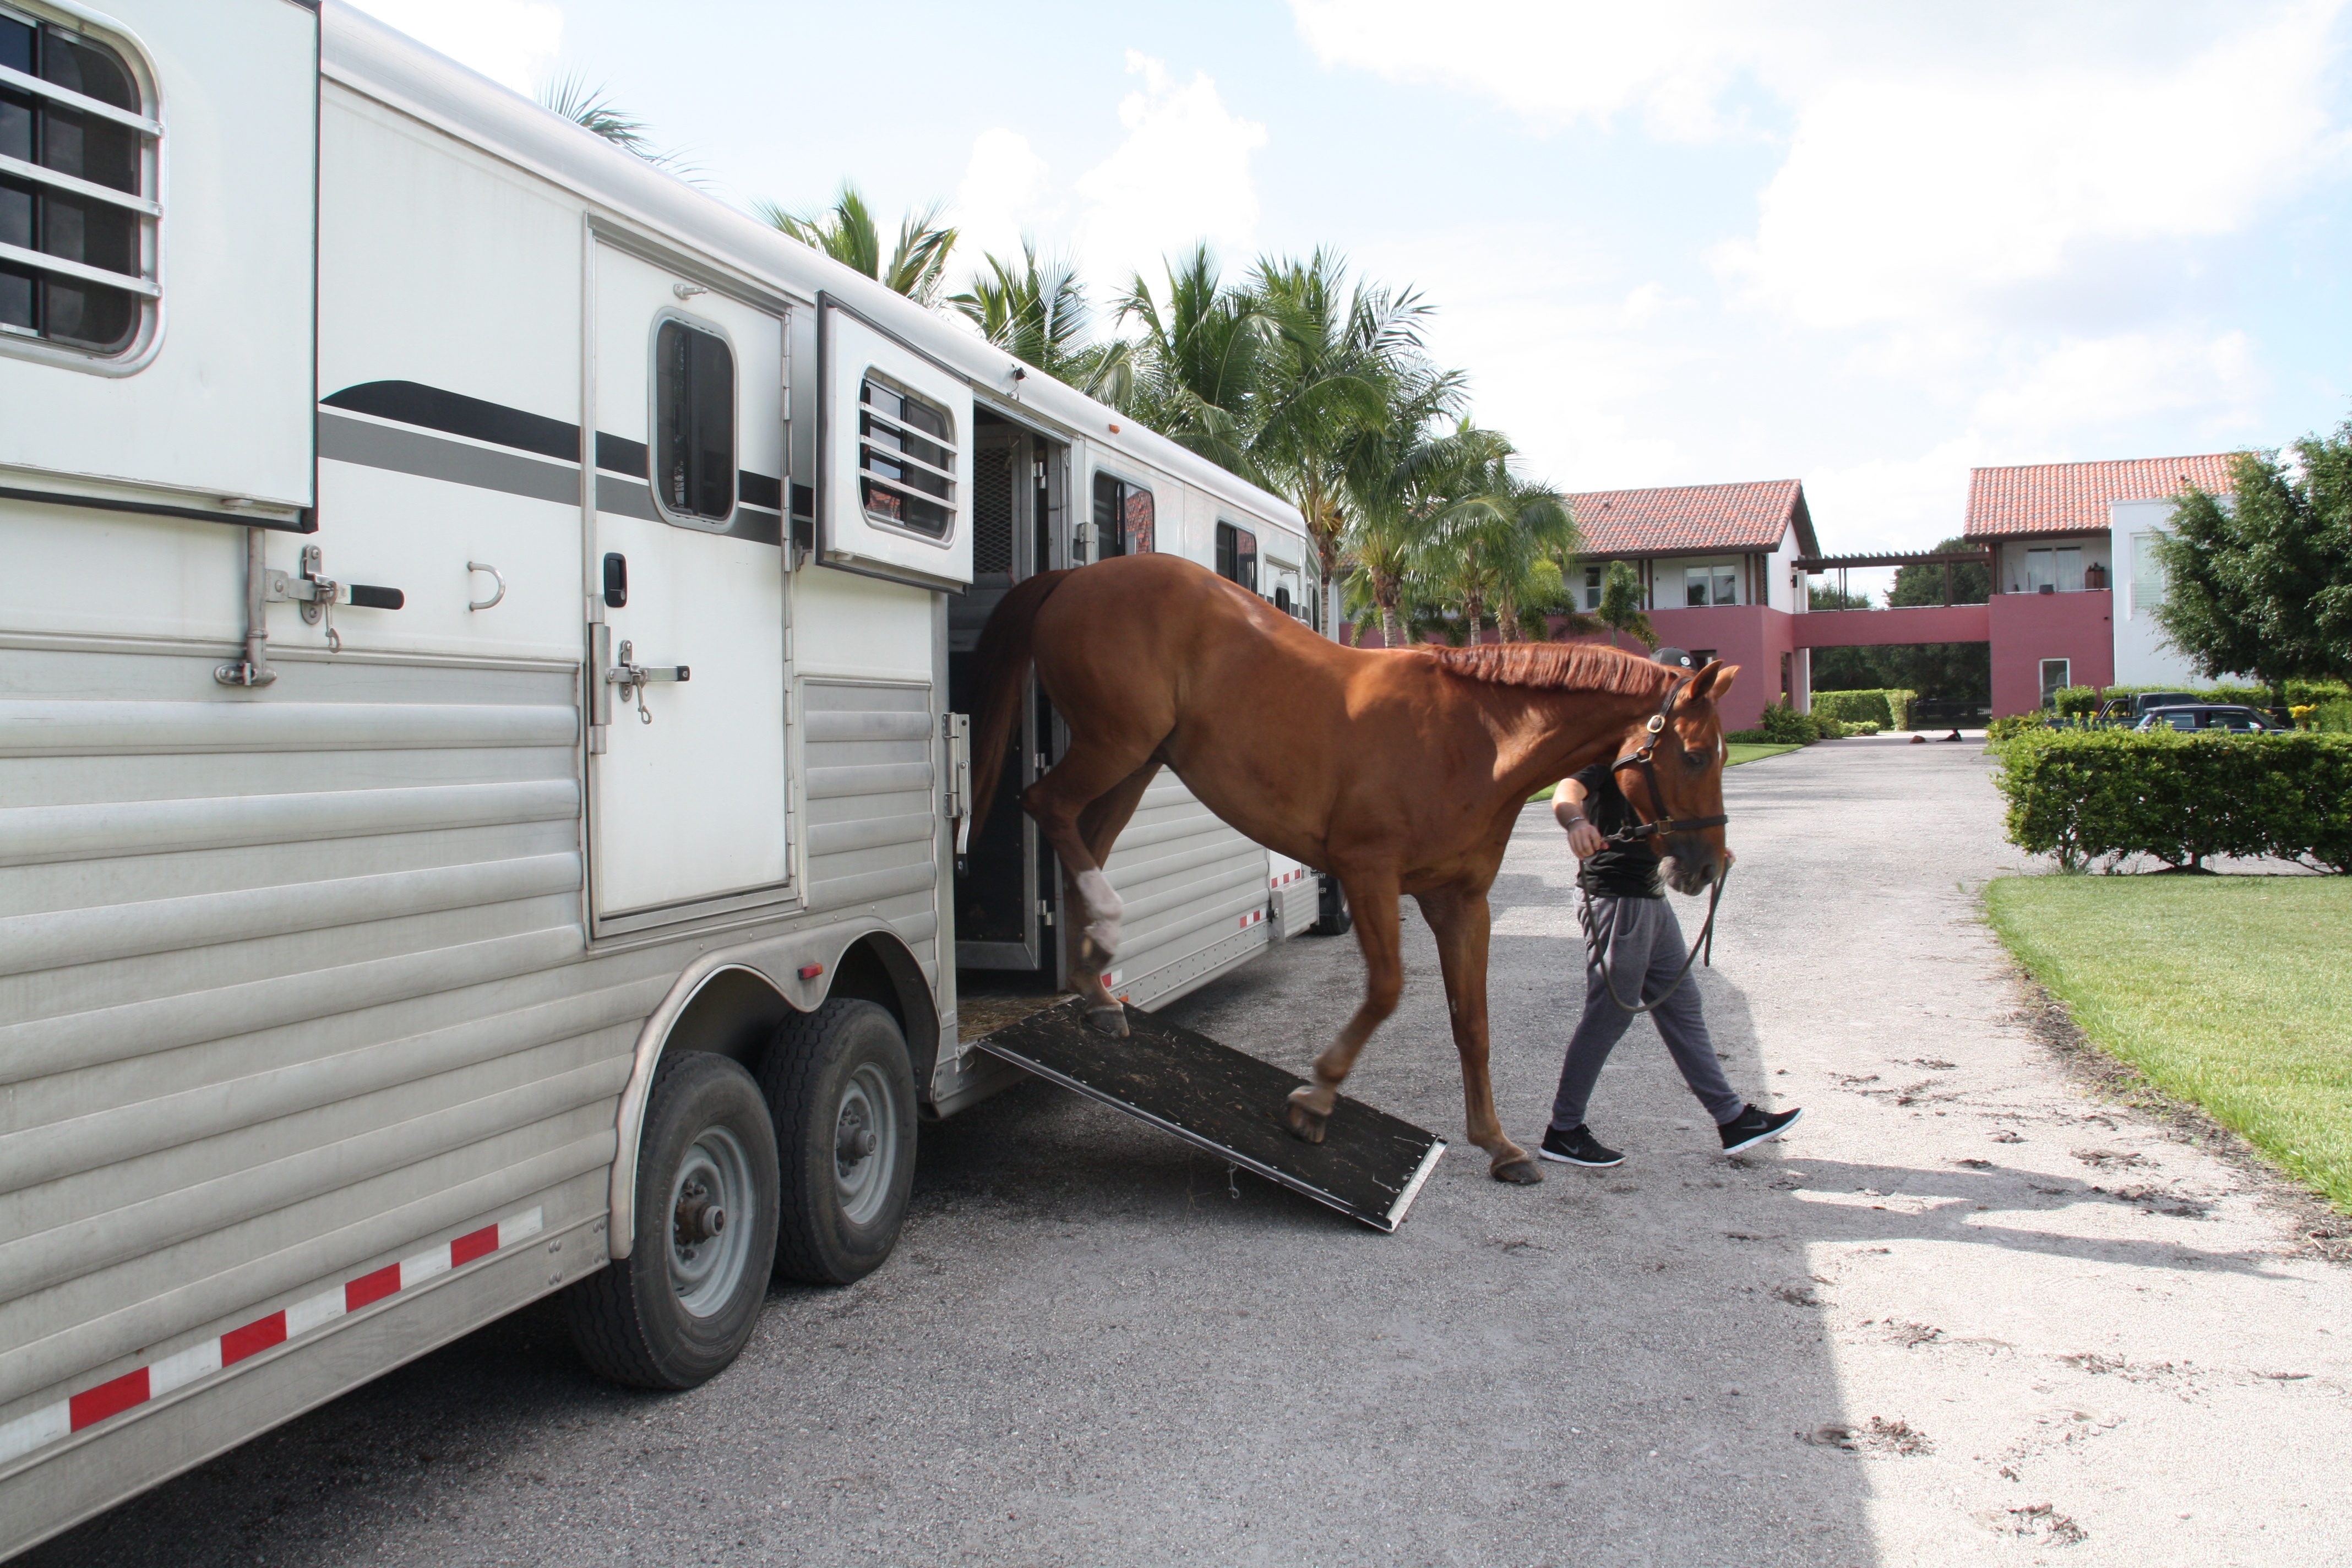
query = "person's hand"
(1566, 818, 1605, 859)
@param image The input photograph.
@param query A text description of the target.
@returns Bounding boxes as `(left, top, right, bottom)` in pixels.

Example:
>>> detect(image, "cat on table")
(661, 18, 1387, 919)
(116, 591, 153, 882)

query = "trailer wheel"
(564, 1050, 778, 1390)
(1309, 873, 1353, 937)
(761, 999, 917, 1286)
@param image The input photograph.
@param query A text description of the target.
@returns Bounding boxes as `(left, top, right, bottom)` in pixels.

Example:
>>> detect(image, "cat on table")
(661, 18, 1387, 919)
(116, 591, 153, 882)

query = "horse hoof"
(1491, 1159, 1543, 1186)
(1085, 1005, 1129, 1038)
(1285, 1100, 1327, 1144)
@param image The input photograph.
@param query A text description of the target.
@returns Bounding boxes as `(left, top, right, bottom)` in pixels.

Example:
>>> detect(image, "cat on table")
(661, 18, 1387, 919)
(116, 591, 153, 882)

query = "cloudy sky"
(353, 0, 2351, 579)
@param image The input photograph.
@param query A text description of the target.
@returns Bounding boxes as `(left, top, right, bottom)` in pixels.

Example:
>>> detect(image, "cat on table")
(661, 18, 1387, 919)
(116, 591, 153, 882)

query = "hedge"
(1994, 729, 2352, 872)
(2051, 680, 2351, 718)
(1811, 688, 1914, 730)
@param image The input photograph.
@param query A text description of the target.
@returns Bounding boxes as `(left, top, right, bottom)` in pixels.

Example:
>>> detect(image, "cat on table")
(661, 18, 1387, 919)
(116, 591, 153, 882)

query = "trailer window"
(0, 12, 156, 356)
(1215, 521, 1257, 591)
(653, 318, 736, 523)
(859, 374, 956, 538)
(1092, 472, 1154, 556)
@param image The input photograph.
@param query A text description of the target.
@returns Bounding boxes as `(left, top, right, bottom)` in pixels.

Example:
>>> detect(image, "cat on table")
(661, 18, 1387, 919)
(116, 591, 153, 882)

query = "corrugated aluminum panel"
(1102, 774, 1268, 1007)
(798, 679, 940, 974)
(0, 649, 634, 1435)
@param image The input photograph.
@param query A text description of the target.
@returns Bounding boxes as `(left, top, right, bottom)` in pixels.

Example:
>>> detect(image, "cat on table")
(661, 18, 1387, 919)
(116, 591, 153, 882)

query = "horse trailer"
(0, 1, 1332, 1551)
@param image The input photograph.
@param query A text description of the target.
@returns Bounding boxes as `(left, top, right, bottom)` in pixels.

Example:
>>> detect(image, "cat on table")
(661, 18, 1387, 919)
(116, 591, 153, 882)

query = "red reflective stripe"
(69, 1368, 149, 1430)
(221, 1311, 288, 1366)
(345, 1264, 401, 1311)
(450, 1224, 499, 1267)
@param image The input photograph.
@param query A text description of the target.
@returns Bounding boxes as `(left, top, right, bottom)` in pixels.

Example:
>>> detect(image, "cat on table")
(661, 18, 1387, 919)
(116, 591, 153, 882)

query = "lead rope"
(1578, 863, 1730, 1015)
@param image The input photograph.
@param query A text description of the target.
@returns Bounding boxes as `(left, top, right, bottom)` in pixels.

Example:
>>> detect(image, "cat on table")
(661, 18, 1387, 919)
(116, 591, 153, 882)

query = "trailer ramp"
(971, 1000, 1446, 1232)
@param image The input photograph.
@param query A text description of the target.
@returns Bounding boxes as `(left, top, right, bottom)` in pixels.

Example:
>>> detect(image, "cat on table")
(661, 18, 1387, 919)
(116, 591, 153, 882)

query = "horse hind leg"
(1026, 745, 1160, 1036)
(1286, 872, 1403, 1144)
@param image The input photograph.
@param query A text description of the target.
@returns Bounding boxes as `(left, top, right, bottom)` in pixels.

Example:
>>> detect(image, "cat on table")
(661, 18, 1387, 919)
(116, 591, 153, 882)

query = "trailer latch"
(265, 544, 404, 652)
(607, 639, 689, 724)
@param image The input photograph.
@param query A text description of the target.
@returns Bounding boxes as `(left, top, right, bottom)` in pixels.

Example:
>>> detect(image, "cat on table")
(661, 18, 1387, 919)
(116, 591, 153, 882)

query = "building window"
(0, 10, 157, 356)
(653, 319, 736, 523)
(1583, 565, 1602, 611)
(2039, 658, 2070, 709)
(2131, 532, 2167, 617)
(1215, 521, 1257, 590)
(2023, 546, 2083, 594)
(858, 371, 956, 538)
(1684, 564, 1738, 607)
(1092, 471, 1154, 556)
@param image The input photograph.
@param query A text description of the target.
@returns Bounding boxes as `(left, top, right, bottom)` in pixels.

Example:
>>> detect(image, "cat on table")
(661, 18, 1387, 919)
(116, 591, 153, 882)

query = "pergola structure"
(1793, 548, 1992, 607)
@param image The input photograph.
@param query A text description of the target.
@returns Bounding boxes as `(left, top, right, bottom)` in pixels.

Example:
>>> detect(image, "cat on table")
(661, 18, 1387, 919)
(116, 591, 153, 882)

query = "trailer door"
(586, 242, 791, 930)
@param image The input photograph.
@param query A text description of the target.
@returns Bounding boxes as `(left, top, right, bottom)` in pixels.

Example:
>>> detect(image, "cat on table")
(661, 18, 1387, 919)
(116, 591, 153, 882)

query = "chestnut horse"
(968, 553, 1738, 1184)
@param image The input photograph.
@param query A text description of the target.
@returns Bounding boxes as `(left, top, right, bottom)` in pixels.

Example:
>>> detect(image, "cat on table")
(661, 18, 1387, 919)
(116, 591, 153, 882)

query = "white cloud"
(345, 0, 563, 94)
(955, 129, 1058, 267)
(1972, 331, 2263, 439)
(1717, 10, 2344, 330)
(1072, 53, 1267, 287)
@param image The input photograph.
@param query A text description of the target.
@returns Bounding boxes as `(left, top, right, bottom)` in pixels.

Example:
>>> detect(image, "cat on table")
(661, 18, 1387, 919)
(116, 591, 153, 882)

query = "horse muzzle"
(1658, 836, 1724, 896)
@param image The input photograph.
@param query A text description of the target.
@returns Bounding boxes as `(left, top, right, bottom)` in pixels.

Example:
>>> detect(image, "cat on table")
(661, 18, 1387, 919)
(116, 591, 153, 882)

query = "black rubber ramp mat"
(971, 1000, 1446, 1232)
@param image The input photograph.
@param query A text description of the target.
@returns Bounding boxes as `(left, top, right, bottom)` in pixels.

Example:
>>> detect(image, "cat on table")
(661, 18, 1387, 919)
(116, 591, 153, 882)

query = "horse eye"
(1683, 748, 1709, 771)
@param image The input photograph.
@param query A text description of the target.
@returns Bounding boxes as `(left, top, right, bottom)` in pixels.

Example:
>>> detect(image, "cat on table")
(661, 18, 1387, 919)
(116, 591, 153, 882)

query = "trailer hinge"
(941, 711, 972, 854)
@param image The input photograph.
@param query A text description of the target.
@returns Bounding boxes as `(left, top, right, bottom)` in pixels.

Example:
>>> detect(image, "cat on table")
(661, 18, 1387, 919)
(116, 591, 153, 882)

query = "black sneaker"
(1539, 1125, 1624, 1167)
(1719, 1104, 1802, 1153)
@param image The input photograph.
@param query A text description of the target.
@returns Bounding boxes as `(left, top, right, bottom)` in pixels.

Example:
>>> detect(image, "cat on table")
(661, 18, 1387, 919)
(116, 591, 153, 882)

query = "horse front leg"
(1286, 872, 1402, 1144)
(1417, 884, 1539, 1184)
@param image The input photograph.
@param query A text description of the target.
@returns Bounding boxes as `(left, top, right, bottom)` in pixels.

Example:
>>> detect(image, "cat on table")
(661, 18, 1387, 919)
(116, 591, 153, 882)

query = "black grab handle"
(347, 584, 405, 609)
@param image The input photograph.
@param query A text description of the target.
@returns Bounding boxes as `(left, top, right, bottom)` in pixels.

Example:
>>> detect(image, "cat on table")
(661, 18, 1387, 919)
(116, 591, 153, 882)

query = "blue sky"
(355, 0, 2352, 588)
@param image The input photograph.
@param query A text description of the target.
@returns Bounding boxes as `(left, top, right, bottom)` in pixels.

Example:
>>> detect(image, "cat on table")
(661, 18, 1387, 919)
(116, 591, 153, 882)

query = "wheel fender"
(606, 918, 938, 1259)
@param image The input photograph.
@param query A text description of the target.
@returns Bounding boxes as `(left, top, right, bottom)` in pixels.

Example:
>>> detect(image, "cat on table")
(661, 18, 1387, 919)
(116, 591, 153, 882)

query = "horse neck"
(1480, 681, 1665, 796)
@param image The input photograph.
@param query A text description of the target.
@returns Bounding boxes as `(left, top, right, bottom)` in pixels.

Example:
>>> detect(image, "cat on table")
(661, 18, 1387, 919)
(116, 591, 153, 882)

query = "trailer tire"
(1309, 873, 1353, 937)
(762, 999, 917, 1286)
(564, 1050, 778, 1390)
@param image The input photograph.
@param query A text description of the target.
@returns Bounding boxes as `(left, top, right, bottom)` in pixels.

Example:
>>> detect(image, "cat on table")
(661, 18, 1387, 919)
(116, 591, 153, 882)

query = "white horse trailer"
(0, 1, 1330, 1552)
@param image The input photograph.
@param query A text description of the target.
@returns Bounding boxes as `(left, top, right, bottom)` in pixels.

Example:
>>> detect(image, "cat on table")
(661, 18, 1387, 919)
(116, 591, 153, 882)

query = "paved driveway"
(30, 743, 2350, 1567)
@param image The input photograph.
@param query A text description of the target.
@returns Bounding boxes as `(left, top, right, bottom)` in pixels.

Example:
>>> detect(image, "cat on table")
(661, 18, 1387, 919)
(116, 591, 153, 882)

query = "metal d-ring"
(466, 562, 507, 612)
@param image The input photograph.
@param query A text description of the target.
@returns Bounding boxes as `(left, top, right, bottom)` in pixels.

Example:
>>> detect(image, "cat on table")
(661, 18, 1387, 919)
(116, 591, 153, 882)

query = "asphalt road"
(31, 739, 2350, 1567)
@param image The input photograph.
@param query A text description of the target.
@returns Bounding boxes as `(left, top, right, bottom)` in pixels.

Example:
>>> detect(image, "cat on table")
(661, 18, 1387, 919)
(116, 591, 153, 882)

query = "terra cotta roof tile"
(1562, 479, 1817, 557)
(1963, 454, 2237, 540)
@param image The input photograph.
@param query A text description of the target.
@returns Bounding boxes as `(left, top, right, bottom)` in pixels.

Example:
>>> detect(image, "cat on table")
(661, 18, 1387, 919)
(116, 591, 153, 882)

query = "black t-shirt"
(1569, 761, 1663, 899)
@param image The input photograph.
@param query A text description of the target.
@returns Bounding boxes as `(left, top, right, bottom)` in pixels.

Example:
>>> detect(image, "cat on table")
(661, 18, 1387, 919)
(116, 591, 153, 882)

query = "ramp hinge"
(941, 712, 972, 854)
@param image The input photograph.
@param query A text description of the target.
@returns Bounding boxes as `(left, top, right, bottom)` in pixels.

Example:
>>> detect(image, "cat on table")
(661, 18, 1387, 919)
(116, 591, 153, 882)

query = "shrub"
(2313, 698, 2352, 734)
(1995, 730, 2352, 872)
(1811, 689, 1913, 729)
(2053, 685, 2103, 717)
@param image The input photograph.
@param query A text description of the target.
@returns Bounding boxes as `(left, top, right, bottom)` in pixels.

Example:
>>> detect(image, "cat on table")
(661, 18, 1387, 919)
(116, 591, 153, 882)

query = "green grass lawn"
(1984, 875, 2352, 1211)
(1526, 741, 1799, 801)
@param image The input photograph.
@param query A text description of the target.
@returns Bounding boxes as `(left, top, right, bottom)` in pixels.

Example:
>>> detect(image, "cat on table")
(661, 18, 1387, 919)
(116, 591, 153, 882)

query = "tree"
(2155, 429, 2352, 701)
(1341, 418, 1498, 647)
(1595, 560, 1656, 650)
(538, 76, 696, 175)
(1112, 244, 1276, 477)
(949, 242, 1130, 402)
(758, 184, 958, 304)
(1414, 436, 1578, 640)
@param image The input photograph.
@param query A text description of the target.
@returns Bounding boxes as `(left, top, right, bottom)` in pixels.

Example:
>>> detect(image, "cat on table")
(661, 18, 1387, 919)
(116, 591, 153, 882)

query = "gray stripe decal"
(321, 410, 778, 546)
(318, 412, 580, 507)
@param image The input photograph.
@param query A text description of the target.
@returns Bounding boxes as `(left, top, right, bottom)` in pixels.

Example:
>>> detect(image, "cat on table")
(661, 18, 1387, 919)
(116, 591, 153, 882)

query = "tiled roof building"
(1565, 478, 1821, 557)
(1963, 454, 2236, 540)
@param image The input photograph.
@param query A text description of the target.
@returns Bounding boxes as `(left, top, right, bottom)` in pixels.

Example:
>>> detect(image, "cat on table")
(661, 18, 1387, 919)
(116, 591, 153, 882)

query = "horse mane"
(1425, 641, 1674, 698)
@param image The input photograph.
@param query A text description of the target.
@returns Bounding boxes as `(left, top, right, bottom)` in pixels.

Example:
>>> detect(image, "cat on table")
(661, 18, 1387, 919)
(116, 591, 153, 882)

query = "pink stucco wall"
(1792, 603, 1990, 648)
(1989, 589, 2114, 715)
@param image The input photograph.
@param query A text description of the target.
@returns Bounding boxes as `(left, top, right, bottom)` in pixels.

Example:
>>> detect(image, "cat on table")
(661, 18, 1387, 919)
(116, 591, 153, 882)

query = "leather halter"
(1603, 676, 1731, 843)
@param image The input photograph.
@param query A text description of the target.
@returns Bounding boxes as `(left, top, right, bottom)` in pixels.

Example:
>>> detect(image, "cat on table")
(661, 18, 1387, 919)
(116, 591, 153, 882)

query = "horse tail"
(967, 569, 1074, 837)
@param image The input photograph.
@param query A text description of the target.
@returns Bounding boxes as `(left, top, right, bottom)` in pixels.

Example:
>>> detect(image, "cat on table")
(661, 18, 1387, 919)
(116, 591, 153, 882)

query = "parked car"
(2095, 692, 2201, 721)
(2132, 705, 2286, 732)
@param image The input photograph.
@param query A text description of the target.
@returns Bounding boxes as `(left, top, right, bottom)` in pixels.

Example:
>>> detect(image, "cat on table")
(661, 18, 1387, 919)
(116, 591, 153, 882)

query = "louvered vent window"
(2131, 532, 2168, 616)
(859, 375, 956, 538)
(0, 9, 156, 355)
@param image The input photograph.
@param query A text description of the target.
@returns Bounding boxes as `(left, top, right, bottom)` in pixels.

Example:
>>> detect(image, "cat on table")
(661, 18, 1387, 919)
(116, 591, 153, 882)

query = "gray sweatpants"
(1549, 893, 1744, 1134)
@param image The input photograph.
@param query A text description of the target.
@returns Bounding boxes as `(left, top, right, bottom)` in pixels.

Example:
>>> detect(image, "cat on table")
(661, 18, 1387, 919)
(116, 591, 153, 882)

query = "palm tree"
(1596, 560, 1658, 650)
(1342, 419, 1505, 647)
(1418, 449, 1578, 640)
(1112, 245, 1277, 477)
(757, 184, 959, 304)
(1249, 251, 1462, 629)
(949, 242, 1131, 403)
(538, 76, 698, 176)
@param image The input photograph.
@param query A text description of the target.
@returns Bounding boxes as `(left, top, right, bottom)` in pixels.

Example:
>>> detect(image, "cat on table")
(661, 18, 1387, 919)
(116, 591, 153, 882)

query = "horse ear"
(1689, 660, 1739, 700)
